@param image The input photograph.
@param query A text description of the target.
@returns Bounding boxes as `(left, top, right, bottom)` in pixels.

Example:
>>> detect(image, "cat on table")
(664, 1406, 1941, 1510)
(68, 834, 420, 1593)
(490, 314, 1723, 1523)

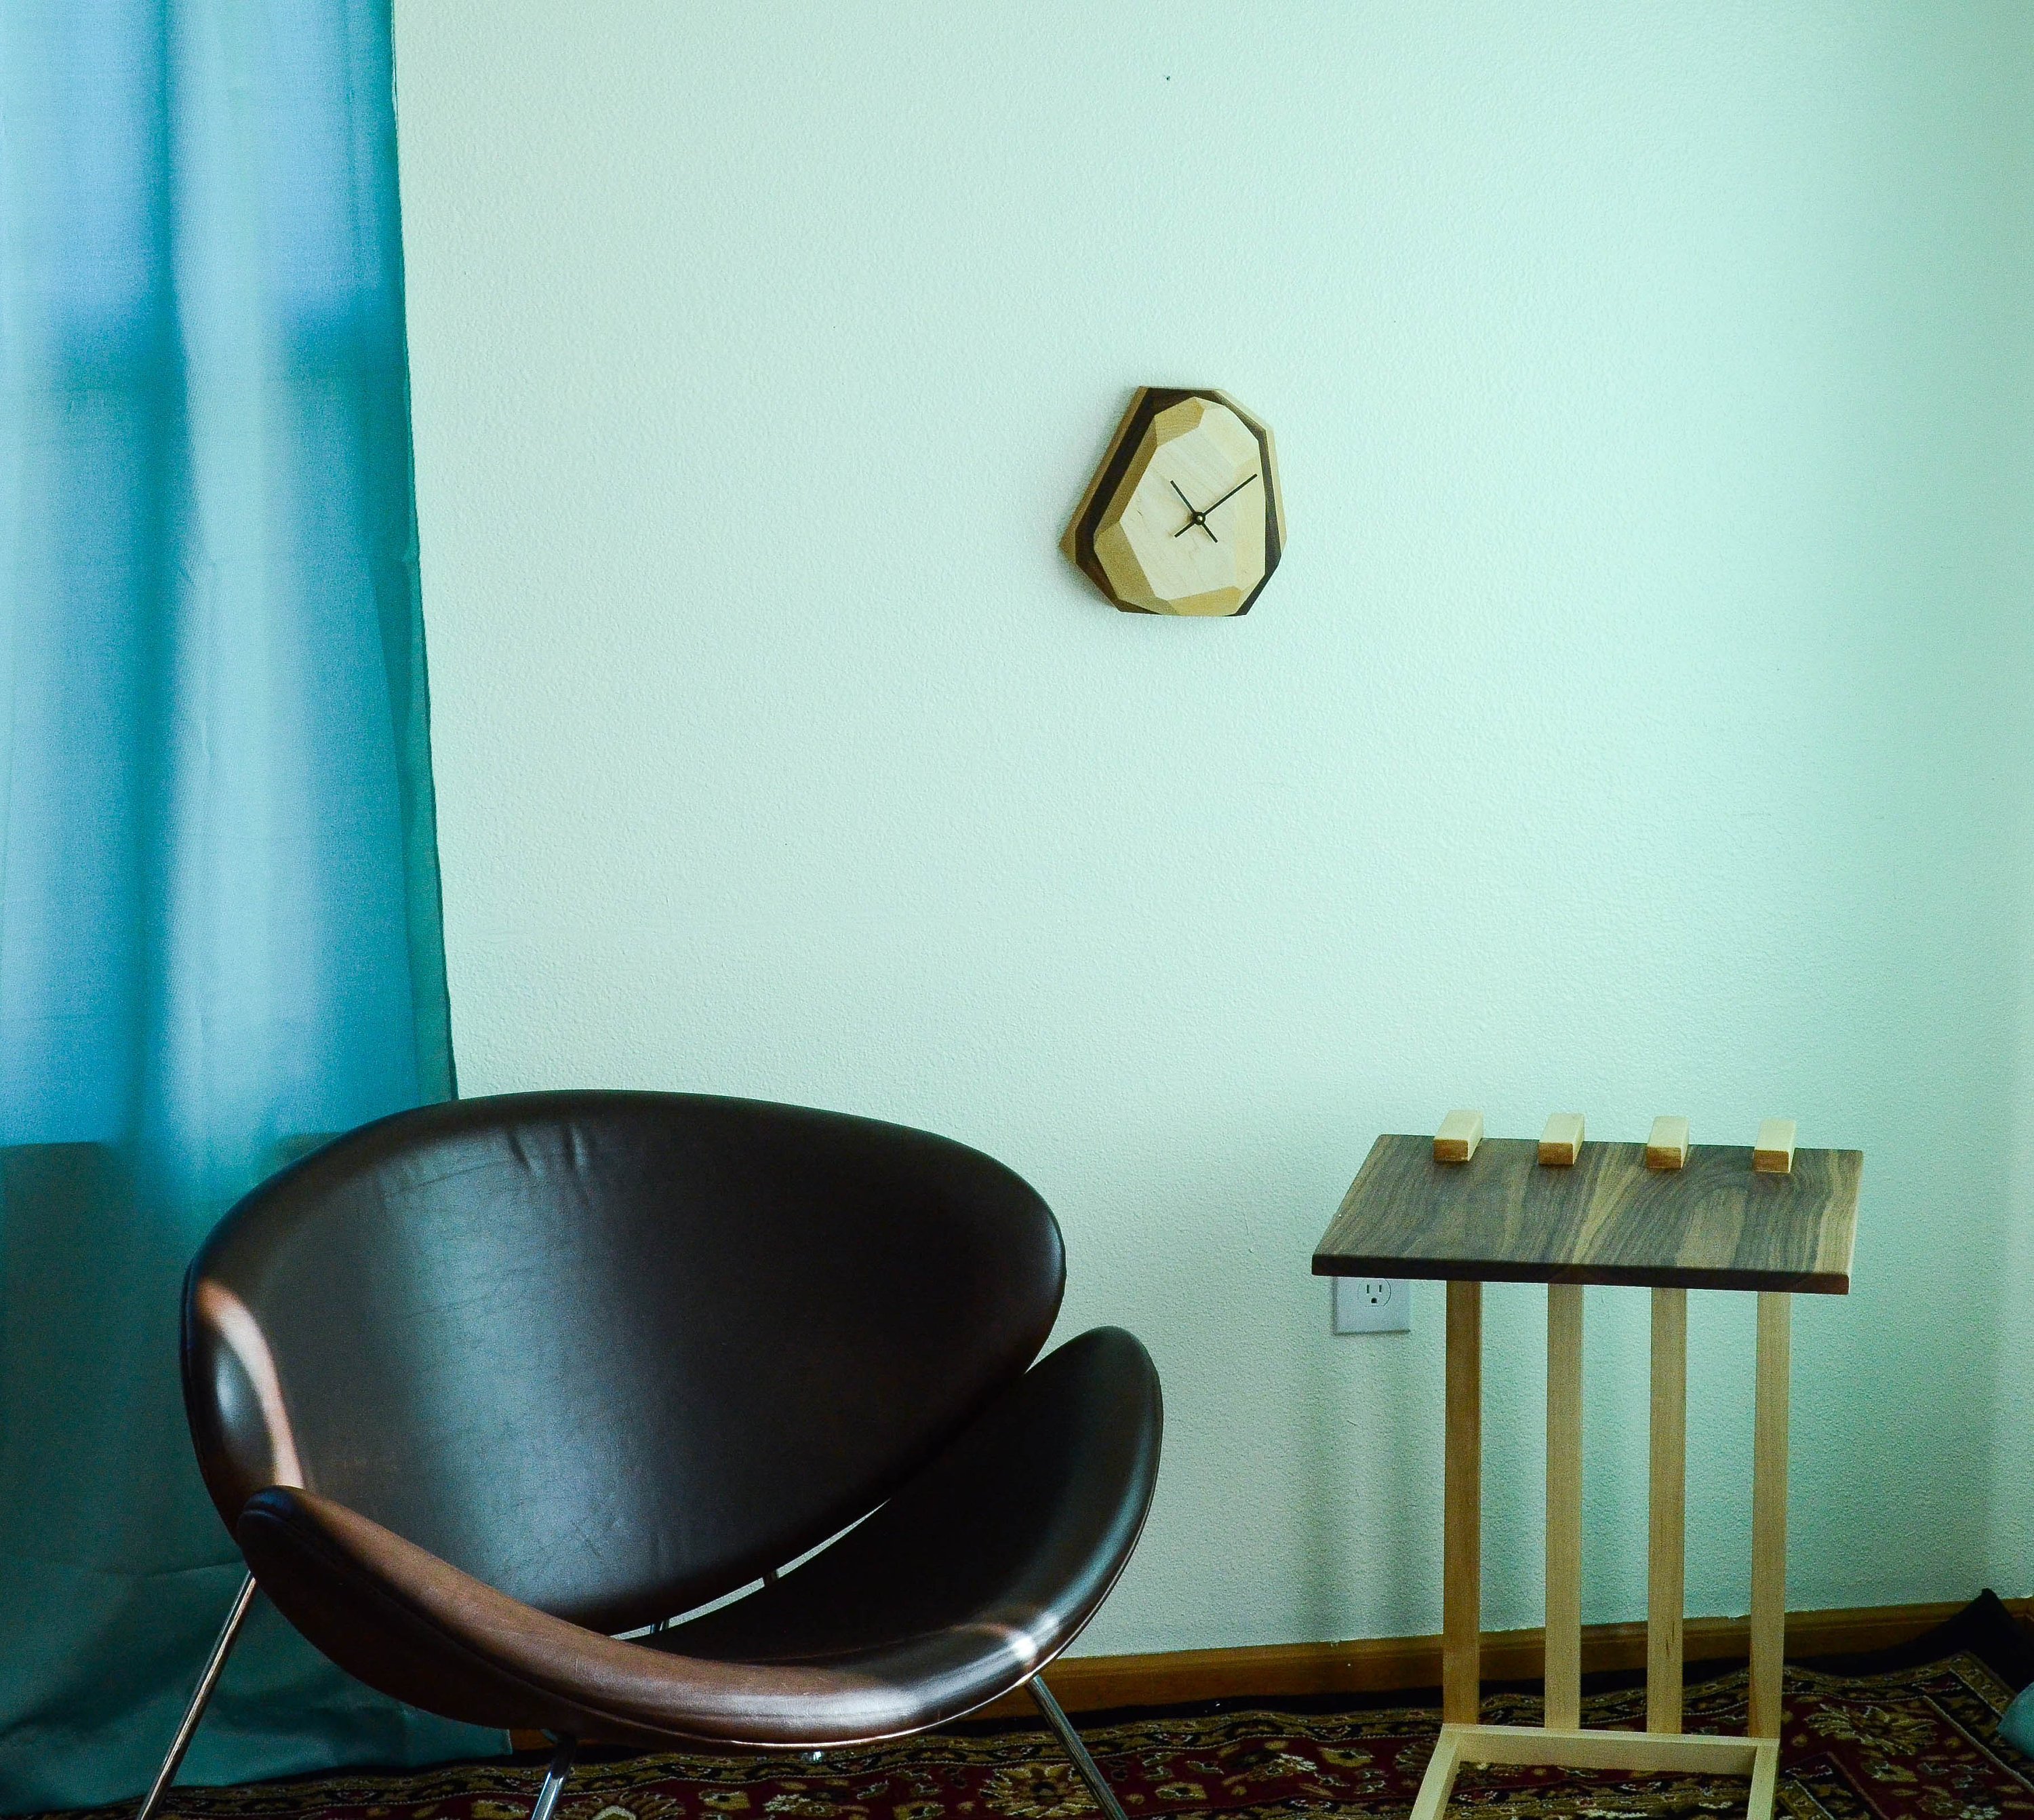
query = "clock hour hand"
(1169, 479, 1218, 542)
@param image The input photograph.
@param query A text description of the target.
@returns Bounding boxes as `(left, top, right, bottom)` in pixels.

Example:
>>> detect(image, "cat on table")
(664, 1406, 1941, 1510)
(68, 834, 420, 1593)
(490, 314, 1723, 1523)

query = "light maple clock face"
(1065, 389, 1285, 616)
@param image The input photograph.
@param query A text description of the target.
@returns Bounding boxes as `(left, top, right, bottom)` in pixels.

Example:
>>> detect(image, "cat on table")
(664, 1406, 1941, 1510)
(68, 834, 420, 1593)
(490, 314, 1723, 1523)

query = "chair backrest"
(182, 1092, 1064, 1634)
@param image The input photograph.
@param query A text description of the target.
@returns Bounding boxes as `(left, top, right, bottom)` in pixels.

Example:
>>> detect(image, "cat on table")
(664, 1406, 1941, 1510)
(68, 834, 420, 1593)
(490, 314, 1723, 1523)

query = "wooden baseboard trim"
(513, 1594, 2030, 1747)
(974, 1594, 2034, 1720)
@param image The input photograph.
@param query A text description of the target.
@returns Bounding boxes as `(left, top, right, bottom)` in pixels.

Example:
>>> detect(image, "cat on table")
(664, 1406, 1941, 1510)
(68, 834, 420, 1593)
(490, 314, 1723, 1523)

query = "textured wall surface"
(393, 1, 2034, 1653)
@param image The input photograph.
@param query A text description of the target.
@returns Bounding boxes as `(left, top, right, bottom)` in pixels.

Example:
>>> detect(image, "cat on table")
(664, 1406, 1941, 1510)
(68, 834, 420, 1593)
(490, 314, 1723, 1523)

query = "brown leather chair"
(141, 1092, 1161, 1820)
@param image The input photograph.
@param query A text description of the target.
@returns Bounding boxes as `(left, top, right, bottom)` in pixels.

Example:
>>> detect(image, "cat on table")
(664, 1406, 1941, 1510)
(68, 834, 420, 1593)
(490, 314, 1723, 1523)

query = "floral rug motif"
(41, 1606, 2034, 1820)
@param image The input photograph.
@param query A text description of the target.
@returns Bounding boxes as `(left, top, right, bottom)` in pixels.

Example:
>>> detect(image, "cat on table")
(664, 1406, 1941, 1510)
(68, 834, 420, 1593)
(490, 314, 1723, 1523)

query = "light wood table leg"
(1750, 1291, 1790, 1740)
(1746, 1739, 1780, 1819)
(1443, 1280, 1483, 1726)
(1408, 1730, 1462, 1820)
(1544, 1284, 1584, 1730)
(1647, 1286, 1687, 1733)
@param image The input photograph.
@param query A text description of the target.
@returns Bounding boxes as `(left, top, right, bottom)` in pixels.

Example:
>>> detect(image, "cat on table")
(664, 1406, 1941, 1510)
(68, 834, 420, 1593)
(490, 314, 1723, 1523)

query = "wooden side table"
(1313, 1134, 1860, 1820)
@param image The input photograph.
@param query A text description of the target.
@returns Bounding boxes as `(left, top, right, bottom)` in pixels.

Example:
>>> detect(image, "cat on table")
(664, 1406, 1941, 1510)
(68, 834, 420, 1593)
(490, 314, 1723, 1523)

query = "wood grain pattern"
(1749, 1292, 1791, 1739)
(1314, 1136, 1859, 1292)
(1063, 388, 1285, 616)
(1443, 1281, 1482, 1726)
(1092, 399, 1266, 615)
(1646, 1288, 1686, 1733)
(1543, 1284, 1583, 1730)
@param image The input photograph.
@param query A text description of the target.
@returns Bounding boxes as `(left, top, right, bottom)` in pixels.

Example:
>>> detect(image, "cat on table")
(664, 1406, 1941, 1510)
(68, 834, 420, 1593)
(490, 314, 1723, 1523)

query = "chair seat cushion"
(237, 1328, 1160, 1748)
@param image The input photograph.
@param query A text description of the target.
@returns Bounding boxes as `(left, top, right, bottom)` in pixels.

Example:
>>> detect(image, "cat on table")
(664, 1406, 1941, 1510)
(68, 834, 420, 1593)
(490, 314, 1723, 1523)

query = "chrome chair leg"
(529, 1738, 577, 1820)
(1028, 1678, 1128, 1820)
(134, 1573, 259, 1820)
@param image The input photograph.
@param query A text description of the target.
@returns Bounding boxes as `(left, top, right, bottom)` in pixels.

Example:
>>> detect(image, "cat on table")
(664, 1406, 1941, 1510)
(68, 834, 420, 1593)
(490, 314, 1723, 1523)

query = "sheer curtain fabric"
(0, 1, 496, 1808)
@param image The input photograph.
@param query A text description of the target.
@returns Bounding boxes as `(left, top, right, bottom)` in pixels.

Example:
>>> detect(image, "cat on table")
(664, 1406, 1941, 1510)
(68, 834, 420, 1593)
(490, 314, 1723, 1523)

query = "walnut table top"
(1311, 1135, 1860, 1294)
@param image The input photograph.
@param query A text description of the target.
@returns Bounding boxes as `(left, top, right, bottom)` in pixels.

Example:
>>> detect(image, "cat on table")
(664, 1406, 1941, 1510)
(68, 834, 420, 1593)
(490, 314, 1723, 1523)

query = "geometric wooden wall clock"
(1063, 389, 1285, 616)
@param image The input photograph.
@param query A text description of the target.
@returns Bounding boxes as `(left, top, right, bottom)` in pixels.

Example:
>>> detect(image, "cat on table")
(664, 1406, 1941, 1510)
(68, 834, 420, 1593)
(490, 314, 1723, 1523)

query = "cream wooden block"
(1645, 1115, 1690, 1170)
(1435, 1109, 1483, 1164)
(1065, 388, 1285, 616)
(1538, 1112, 1584, 1166)
(1753, 1118, 1797, 1174)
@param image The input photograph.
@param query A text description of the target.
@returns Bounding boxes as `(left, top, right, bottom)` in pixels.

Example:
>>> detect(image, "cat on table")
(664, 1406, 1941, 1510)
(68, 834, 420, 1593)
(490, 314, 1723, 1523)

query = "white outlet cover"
(1332, 1275, 1412, 1334)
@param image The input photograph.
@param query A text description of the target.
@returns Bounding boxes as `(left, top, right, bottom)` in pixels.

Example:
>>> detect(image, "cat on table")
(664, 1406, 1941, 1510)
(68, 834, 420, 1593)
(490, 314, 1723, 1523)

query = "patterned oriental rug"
(43, 1596, 2034, 1820)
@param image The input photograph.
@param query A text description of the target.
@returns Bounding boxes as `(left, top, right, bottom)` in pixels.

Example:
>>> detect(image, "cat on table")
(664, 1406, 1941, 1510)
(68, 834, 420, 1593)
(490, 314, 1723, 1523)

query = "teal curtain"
(0, 2, 501, 1809)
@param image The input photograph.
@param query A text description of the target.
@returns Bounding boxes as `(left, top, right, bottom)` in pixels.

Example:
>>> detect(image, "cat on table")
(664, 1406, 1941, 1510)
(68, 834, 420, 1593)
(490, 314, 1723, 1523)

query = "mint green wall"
(392, 2, 2034, 1652)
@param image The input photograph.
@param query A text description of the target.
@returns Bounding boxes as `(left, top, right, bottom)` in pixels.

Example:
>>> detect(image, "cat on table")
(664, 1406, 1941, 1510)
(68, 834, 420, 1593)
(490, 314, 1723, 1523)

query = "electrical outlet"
(1332, 1275, 1411, 1334)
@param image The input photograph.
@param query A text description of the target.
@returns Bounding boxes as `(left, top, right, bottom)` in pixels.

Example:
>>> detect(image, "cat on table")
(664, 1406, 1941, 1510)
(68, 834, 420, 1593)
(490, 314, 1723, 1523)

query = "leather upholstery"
(182, 1091, 1162, 1745)
(235, 1328, 1161, 1747)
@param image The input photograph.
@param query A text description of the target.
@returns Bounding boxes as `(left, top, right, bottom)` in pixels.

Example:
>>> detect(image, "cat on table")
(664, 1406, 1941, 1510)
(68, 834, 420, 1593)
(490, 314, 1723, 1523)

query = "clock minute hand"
(1203, 471, 1260, 516)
